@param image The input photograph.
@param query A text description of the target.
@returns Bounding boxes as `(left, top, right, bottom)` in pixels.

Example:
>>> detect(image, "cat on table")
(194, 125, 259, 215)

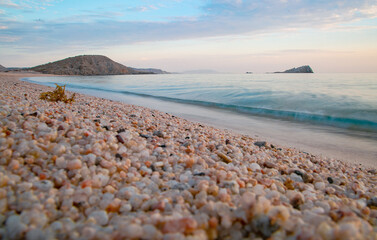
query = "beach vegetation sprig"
(39, 84, 76, 103)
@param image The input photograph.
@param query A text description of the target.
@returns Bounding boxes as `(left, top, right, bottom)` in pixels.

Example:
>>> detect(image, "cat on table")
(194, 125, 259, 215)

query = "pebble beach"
(0, 73, 376, 239)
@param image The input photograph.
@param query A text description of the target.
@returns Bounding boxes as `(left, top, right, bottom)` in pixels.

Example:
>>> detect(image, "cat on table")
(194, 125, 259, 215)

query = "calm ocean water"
(26, 73, 377, 133)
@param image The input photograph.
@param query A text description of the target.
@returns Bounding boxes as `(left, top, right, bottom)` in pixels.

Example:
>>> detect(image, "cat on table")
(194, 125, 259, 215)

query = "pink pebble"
(67, 159, 82, 170)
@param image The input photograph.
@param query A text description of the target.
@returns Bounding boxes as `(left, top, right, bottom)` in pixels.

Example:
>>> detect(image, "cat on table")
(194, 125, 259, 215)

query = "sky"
(0, 0, 377, 73)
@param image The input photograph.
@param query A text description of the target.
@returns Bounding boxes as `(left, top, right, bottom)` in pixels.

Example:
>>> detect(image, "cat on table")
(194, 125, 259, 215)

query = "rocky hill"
(31, 55, 141, 76)
(275, 65, 313, 73)
(0, 64, 7, 72)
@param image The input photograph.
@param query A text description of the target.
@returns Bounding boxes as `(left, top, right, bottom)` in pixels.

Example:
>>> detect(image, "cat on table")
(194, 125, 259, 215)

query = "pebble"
(367, 196, 377, 208)
(314, 181, 326, 190)
(33, 180, 53, 192)
(142, 224, 160, 239)
(0, 75, 376, 240)
(26, 228, 46, 240)
(122, 224, 144, 239)
(327, 177, 334, 184)
(254, 141, 267, 147)
(52, 144, 66, 155)
(217, 152, 233, 163)
(153, 130, 165, 138)
(251, 215, 279, 238)
(89, 210, 108, 226)
(6, 215, 27, 240)
(67, 159, 82, 170)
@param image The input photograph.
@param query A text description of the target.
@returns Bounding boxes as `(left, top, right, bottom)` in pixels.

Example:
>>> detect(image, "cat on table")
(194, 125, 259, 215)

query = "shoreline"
(1, 72, 376, 239)
(24, 74, 377, 168)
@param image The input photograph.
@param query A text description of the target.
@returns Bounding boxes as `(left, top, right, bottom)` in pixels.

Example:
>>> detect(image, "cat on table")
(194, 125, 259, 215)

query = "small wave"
(125, 91, 377, 132)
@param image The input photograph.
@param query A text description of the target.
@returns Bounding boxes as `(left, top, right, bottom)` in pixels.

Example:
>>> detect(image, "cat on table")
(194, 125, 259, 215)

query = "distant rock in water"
(0, 64, 8, 72)
(275, 65, 314, 73)
(31, 55, 142, 76)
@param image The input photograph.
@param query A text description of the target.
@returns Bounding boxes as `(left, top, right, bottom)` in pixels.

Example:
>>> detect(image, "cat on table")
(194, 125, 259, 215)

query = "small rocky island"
(275, 65, 314, 73)
(30, 55, 167, 76)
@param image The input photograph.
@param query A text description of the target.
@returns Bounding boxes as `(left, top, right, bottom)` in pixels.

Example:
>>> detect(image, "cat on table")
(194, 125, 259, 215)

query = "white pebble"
(250, 163, 261, 171)
(118, 186, 138, 199)
(53, 144, 66, 155)
(55, 157, 66, 169)
(123, 224, 143, 239)
(89, 210, 108, 226)
(33, 180, 53, 192)
(6, 215, 27, 240)
(314, 182, 326, 190)
(142, 224, 159, 239)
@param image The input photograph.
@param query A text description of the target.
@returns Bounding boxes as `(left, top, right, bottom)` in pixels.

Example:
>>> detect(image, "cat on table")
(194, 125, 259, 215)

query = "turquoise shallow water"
(26, 73, 377, 133)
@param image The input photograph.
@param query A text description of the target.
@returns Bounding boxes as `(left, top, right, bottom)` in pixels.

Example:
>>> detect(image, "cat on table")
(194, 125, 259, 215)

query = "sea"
(24, 73, 377, 167)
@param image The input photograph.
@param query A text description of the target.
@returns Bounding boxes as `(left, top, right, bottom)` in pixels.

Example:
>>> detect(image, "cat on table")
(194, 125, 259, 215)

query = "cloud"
(358, 5, 377, 15)
(127, 5, 159, 12)
(1, 0, 376, 51)
(0, 0, 61, 10)
(0, 0, 22, 9)
(55, 11, 125, 23)
(0, 35, 20, 42)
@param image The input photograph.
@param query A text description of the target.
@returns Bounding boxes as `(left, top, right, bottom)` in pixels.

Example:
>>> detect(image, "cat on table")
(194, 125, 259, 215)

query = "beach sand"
(0, 72, 376, 239)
